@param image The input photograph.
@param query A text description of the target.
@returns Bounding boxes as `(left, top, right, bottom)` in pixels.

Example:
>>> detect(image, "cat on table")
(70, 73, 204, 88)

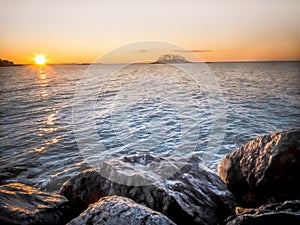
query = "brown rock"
(0, 183, 70, 225)
(218, 129, 300, 207)
(225, 200, 300, 225)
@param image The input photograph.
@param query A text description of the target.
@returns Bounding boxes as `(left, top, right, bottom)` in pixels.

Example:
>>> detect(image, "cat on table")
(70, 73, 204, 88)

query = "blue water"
(0, 62, 299, 192)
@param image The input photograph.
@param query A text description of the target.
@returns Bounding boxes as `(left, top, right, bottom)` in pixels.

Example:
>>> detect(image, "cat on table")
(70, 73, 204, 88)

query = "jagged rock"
(225, 200, 300, 225)
(0, 183, 70, 225)
(61, 154, 236, 225)
(218, 129, 300, 207)
(67, 195, 176, 225)
(0, 166, 27, 183)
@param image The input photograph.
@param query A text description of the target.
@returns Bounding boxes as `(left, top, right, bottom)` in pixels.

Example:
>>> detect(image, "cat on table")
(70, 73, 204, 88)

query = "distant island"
(0, 59, 22, 67)
(152, 54, 191, 64)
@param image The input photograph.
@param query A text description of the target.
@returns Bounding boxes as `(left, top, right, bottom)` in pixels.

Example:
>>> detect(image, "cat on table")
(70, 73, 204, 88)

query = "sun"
(34, 55, 47, 65)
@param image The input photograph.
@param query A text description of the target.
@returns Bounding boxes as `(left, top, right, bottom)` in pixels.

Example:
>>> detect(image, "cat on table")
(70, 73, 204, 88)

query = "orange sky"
(1, 0, 300, 64)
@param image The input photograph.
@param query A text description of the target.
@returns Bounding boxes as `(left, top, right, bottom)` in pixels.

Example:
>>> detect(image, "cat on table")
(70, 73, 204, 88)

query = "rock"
(68, 195, 176, 225)
(0, 166, 27, 183)
(61, 154, 236, 225)
(0, 183, 70, 225)
(218, 129, 300, 207)
(224, 200, 300, 225)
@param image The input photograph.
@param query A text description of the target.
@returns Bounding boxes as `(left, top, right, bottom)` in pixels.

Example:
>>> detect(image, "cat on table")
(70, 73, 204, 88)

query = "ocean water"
(0, 62, 299, 192)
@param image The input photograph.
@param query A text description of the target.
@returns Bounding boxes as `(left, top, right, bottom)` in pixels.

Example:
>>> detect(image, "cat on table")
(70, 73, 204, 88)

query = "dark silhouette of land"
(0, 59, 22, 67)
(152, 54, 191, 64)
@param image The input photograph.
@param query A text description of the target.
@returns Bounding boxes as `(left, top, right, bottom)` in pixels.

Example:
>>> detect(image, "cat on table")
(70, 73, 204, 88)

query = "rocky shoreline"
(1, 129, 299, 225)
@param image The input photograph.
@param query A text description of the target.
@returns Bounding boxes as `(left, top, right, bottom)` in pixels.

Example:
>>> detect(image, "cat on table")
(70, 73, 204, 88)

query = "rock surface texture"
(0, 183, 70, 225)
(225, 200, 300, 225)
(61, 154, 236, 225)
(218, 129, 300, 207)
(68, 195, 176, 225)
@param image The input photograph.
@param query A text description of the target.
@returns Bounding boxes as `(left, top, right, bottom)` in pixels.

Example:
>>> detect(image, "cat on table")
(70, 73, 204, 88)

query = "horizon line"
(13, 59, 300, 66)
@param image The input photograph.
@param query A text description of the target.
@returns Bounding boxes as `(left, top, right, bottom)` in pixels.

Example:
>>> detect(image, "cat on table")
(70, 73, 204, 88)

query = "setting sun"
(34, 55, 47, 65)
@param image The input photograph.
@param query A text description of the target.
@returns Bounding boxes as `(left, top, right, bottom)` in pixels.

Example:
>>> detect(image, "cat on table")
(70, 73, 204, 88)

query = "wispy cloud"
(136, 49, 149, 53)
(191, 49, 213, 53)
(136, 49, 213, 54)
(136, 49, 162, 53)
(173, 49, 213, 53)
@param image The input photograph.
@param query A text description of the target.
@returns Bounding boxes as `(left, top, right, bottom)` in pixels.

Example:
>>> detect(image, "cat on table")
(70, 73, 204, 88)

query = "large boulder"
(0, 183, 70, 225)
(68, 195, 176, 225)
(218, 129, 300, 207)
(225, 200, 300, 225)
(60, 154, 236, 225)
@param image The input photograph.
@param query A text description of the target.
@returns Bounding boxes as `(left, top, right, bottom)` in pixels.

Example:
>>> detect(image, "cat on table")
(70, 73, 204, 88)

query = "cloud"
(191, 49, 213, 53)
(136, 49, 213, 54)
(135, 49, 162, 53)
(172, 49, 213, 53)
(136, 49, 149, 53)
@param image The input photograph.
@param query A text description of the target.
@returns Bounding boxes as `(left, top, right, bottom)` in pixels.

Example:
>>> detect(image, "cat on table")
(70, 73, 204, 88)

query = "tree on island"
(0, 59, 15, 67)
(154, 54, 190, 63)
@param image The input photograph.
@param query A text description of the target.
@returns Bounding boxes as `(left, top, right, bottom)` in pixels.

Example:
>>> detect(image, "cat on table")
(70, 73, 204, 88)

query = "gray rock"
(61, 154, 236, 225)
(68, 195, 176, 225)
(225, 200, 300, 225)
(218, 129, 300, 207)
(0, 183, 70, 225)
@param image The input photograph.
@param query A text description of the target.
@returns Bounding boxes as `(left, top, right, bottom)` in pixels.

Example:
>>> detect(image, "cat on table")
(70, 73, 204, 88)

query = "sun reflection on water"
(39, 72, 47, 80)
(38, 127, 58, 136)
(33, 66, 61, 154)
(40, 90, 50, 97)
(35, 111, 60, 153)
(45, 137, 60, 145)
(35, 66, 54, 99)
(33, 146, 46, 153)
(34, 136, 61, 153)
(45, 113, 56, 126)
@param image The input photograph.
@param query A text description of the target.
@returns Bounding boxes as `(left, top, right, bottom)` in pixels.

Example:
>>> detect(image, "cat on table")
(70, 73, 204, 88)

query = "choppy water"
(0, 62, 299, 192)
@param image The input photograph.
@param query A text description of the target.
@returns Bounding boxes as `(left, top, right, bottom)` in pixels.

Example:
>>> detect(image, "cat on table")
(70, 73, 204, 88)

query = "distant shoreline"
(2, 60, 299, 67)
(205, 60, 300, 63)
(0, 64, 23, 67)
(0, 59, 23, 67)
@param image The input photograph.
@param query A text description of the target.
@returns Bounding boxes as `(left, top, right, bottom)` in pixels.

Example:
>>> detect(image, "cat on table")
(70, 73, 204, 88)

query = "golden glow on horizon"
(34, 55, 47, 65)
(1, 1, 299, 64)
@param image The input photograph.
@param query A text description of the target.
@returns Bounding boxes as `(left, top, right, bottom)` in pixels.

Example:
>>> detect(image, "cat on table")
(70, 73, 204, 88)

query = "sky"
(1, 0, 300, 64)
